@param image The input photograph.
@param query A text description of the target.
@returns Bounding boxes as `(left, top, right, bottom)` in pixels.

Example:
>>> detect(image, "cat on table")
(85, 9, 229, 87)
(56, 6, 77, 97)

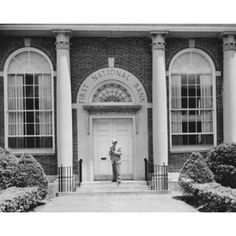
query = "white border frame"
(3, 47, 55, 154)
(168, 48, 217, 152)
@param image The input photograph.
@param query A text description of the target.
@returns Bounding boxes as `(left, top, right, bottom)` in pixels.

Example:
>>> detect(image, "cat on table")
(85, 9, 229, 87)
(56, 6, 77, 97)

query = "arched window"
(4, 48, 54, 152)
(92, 83, 133, 103)
(169, 49, 216, 150)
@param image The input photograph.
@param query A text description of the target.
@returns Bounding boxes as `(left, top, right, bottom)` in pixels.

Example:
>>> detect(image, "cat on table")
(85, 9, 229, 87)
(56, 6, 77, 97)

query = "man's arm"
(114, 146, 122, 156)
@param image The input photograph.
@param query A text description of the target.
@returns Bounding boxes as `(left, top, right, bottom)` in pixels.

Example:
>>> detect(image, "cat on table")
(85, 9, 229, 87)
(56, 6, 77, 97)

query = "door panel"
(93, 120, 112, 178)
(93, 118, 133, 180)
(114, 119, 133, 178)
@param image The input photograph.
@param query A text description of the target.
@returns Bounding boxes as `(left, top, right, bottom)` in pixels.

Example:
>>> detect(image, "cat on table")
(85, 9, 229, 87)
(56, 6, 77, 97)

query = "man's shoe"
(112, 180, 116, 182)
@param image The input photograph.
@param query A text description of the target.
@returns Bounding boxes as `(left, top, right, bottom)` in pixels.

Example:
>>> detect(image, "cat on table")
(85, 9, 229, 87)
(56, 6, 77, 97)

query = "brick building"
(0, 24, 234, 185)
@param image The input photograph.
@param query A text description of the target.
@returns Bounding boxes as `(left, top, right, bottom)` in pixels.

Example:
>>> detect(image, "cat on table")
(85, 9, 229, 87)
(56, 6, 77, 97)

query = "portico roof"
(0, 24, 236, 38)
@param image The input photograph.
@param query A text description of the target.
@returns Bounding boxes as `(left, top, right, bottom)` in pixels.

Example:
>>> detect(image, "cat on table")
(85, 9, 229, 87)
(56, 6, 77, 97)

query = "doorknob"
(101, 157, 107, 160)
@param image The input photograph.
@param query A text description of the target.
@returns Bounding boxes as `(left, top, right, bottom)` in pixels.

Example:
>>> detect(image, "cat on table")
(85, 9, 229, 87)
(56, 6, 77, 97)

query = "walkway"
(37, 192, 196, 212)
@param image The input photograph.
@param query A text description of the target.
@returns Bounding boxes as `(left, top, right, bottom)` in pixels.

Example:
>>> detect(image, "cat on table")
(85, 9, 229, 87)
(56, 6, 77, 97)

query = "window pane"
(171, 75, 181, 108)
(171, 111, 182, 133)
(26, 74, 33, 85)
(182, 97, 187, 108)
(26, 85, 34, 97)
(26, 98, 34, 110)
(201, 134, 213, 145)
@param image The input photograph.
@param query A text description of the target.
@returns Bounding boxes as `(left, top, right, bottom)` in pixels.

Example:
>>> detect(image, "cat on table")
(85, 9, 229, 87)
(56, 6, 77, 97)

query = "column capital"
(53, 30, 71, 50)
(222, 33, 236, 51)
(150, 32, 168, 51)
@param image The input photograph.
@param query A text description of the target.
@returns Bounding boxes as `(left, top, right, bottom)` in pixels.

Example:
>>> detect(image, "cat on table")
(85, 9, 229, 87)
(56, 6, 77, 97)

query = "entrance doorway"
(93, 118, 133, 180)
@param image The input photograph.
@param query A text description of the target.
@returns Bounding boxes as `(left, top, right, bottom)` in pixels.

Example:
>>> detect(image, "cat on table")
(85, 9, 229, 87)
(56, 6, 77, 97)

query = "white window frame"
(169, 48, 217, 153)
(4, 47, 55, 155)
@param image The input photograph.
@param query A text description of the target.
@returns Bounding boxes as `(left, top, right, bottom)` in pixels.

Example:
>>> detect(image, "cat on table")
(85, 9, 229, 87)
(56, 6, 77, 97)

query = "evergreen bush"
(0, 187, 42, 212)
(206, 143, 236, 188)
(186, 182, 236, 212)
(12, 153, 48, 199)
(0, 147, 18, 189)
(179, 152, 215, 194)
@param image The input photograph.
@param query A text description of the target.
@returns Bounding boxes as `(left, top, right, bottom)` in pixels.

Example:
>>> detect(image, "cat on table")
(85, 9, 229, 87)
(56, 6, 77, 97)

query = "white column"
(54, 30, 73, 167)
(151, 32, 168, 165)
(223, 34, 236, 143)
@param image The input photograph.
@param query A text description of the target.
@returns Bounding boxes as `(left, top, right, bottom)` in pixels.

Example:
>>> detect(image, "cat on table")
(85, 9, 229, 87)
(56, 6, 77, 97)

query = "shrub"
(12, 153, 48, 199)
(206, 143, 236, 188)
(0, 147, 18, 189)
(0, 187, 42, 212)
(179, 152, 215, 193)
(186, 182, 236, 212)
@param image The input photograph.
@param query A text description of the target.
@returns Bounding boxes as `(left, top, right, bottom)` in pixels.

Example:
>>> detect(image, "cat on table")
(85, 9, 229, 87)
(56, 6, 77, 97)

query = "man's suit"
(109, 144, 122, 182)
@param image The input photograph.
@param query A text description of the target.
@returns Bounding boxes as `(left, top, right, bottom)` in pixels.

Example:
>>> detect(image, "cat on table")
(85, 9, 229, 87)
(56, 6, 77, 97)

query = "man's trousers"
(112, 162, 121, 182)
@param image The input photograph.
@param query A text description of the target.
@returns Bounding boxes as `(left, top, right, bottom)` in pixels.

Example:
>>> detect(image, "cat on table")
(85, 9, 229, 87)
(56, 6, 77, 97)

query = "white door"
(93, 118, 133, 180)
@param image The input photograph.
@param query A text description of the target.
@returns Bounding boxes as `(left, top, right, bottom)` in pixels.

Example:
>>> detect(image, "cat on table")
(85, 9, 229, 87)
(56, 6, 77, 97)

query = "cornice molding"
(2, 24, 236, 38)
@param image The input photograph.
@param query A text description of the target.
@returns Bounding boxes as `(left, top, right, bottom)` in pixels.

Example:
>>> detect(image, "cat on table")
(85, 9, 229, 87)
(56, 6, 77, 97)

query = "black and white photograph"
(0, 1, 235, 236)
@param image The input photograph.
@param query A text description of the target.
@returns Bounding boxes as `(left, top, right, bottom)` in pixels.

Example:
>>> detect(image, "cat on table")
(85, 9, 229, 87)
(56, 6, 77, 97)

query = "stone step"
(75, 180, 152, 193)
(57, 189, 169, 197)
(79, 181, 148, 189)
(77, 187, 149, 193)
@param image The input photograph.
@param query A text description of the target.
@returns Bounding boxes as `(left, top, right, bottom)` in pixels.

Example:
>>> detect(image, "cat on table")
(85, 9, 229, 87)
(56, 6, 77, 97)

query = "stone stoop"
(50, 178, 181, 197)
(56, 180, 170, 196)
(77, 181, 149, 193)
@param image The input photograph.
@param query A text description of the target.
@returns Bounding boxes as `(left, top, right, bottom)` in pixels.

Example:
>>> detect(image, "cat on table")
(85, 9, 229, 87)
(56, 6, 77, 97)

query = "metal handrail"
(58, 159, 83, 192)
(78, 159, 83, 187)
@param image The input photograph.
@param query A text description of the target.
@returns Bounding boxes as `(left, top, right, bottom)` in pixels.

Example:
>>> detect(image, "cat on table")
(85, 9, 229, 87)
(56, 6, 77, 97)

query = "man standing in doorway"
(109, 139, 122, 184)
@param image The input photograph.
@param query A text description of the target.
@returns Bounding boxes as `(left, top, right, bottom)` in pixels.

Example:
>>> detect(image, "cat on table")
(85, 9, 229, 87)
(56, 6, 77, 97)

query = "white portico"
(77, 65, 148, 181)
(54, 30, 73, 169)
(151, 32, 168, 166)
(223, 33, 236, 143)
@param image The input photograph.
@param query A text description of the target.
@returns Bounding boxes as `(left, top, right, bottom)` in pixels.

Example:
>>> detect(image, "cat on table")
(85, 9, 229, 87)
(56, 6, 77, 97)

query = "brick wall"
(0, 35, 224, 174)
(0, 36, 57, 175)
(70, 37, 152, 103)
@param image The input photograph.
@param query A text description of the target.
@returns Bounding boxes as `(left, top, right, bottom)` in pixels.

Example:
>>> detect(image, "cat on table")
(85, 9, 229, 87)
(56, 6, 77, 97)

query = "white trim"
(168, 48, 217, 150)
(77, 67, 148, 181)
(3, 47, 55, 153)
(1, 24, 236, 32)
(170, 145, 213, 153)
(167, 70, 221, 76)
(71, 102, 151, 110)
(10, 149, 55, 155)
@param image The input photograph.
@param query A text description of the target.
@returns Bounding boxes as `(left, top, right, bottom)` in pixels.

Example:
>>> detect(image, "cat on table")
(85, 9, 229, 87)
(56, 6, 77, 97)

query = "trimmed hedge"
(187, 182, 236, 212)
(0, 187, 42, 212)
(179, 152, 215, 193)
(206, 143, 236, 188)
(13, 153, 48, 199)
(0, 148, 18, 189)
